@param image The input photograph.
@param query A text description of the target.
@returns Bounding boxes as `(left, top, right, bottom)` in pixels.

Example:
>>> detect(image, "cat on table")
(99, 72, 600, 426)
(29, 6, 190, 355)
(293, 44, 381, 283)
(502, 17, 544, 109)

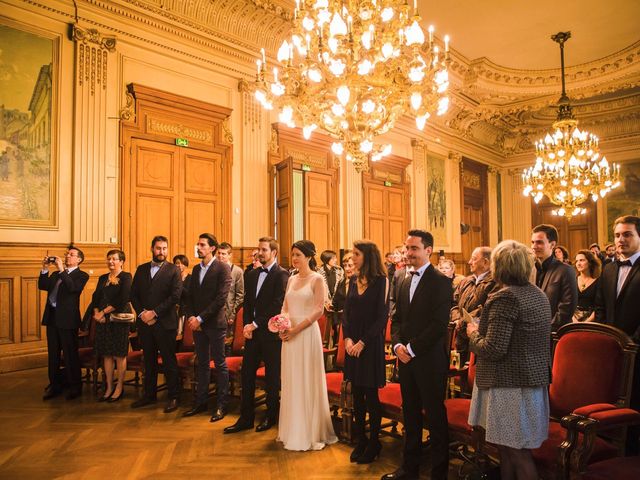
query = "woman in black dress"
(89, 249, 132, 402)
(343, 240, 389, 464)
(573, 249, 601, 322)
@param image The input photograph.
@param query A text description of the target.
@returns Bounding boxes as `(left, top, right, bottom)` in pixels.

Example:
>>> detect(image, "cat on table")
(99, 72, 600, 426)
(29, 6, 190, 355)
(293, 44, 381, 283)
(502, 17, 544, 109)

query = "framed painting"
(0, 20, 58, 228)
(426, 152, 448, 247)
(606, 160, 640, 242)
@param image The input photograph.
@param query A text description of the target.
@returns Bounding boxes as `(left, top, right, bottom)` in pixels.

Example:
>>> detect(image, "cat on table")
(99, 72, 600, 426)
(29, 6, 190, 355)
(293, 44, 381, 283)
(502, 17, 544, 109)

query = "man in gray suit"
(217, 242, 245, 335)
(531, 224, 577, 331)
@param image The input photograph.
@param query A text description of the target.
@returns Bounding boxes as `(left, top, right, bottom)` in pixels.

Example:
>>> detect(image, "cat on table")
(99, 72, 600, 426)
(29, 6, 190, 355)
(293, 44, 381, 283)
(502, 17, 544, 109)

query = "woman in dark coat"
(89, 249, 132, 402)
(343, 240, 388, 464)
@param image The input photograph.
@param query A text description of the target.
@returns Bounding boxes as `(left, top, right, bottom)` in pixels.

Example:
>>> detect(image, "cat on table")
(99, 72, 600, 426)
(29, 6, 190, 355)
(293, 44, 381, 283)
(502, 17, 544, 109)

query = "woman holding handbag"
(87, 249, 133, 402)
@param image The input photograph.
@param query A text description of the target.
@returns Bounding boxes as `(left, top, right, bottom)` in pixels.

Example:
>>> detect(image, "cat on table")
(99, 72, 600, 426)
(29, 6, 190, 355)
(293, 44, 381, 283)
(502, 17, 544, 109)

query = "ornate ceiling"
(114, 0, 640, 161)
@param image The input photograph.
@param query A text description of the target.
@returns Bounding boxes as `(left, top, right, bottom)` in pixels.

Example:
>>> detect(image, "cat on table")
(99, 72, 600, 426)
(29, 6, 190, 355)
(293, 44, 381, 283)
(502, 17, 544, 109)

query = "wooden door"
(305, 171, 333, 256)
(460, 159, 489, 274)
(363, 182, 408, 255)
(127, 138, 222, 266)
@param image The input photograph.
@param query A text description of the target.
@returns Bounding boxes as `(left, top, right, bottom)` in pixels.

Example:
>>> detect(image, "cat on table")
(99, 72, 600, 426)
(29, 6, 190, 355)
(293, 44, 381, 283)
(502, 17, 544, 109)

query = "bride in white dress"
(277, 240, 338, 451)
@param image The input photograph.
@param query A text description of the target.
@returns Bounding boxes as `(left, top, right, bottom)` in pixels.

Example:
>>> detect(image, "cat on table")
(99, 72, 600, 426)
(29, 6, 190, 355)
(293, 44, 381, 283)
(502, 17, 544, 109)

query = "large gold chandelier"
(522, 32, 620, 220)
(249, 0, 450, 172)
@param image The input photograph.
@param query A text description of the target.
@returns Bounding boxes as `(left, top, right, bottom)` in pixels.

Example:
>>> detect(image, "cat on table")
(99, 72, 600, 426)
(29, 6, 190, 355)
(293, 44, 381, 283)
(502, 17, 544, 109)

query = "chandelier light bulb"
(337, 85, 350, 106)
(331, 142, 344, 155)
(329, 12, 347, 36)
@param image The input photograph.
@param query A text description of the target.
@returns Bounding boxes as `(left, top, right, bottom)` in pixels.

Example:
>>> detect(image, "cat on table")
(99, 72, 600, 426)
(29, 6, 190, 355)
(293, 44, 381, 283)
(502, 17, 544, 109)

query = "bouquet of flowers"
(268, 314, 291, 333)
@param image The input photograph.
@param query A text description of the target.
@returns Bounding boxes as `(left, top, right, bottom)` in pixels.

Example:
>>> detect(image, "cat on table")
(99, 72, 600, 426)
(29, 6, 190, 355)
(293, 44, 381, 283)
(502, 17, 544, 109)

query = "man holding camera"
(39, 245, 90, 400)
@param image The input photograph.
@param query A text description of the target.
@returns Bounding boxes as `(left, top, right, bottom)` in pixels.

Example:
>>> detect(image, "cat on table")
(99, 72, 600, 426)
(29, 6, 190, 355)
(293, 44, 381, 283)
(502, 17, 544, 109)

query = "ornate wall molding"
(119, 89, 136, 121)
(146, 117, 213, 143)
(72, 24, 116, 95)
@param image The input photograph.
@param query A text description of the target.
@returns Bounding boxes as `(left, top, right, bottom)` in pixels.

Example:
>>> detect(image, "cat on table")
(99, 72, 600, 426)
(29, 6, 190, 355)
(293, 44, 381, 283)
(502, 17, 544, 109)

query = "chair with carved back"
(217, 307, 245, 396)
(78, 315, 99, 391)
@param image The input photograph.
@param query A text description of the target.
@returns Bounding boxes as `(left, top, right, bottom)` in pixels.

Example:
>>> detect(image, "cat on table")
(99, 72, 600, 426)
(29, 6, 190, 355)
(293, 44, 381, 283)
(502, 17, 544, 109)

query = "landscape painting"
(0, 23, 56, 227)
(606, 160, 640, 241)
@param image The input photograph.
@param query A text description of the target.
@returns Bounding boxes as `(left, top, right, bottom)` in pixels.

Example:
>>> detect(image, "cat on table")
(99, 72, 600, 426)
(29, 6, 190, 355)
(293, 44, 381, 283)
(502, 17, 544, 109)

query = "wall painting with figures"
(0, 22, 57, 228)
(427, 153, 447, 247)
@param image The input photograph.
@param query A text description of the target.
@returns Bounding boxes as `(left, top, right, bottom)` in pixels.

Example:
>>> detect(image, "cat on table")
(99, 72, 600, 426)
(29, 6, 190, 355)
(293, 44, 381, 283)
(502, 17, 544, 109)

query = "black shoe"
(65, 390, 81, 400)
(223, 420, 253, 434)
(350, 437, 368, 463)
(380, 468, 419, 480)
(182, 403, 208, 417)
(98, 388, 114, 402)
(107, 391, 124, 403)
(210, 407, 226, 422)
(42, 387, 62, 401)
(255, 417, 277, 432)
(163, 398, 179, 413)
(357, 440, 382, 464)
(131, 397, 156, 409)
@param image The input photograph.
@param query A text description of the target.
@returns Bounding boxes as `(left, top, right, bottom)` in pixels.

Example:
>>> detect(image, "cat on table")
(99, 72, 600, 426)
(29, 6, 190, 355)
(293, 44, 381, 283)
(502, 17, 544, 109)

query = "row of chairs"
(77, 312, 639, 479)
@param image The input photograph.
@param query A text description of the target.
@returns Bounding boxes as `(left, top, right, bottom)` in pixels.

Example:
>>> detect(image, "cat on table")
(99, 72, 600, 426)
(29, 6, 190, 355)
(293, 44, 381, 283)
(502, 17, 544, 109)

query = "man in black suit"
(382, 230, 452, 480)
(130, 235, 183, 413)
(531, 224, 578, 331)
(39, 245, 90, 400)
(181, 233, 232, 421)
(224, 236, 289, 434)
(595, 215, 640, 454)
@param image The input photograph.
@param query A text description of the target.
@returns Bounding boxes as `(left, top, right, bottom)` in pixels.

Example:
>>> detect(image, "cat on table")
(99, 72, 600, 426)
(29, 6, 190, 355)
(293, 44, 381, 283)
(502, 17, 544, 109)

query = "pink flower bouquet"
(268, 314, 291, 333)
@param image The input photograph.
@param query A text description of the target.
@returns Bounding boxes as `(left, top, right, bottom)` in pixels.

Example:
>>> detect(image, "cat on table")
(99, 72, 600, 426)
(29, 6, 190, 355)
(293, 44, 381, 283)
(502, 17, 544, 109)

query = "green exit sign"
(384, 180, 393, 187)
(175, 138, 189, 147)
(302, 164, 312, 171)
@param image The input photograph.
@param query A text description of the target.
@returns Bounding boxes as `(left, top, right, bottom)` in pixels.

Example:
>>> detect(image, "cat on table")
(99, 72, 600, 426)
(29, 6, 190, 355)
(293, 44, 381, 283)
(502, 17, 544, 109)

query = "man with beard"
(224, 236, 289, 433)
(130, 235, 183, 413)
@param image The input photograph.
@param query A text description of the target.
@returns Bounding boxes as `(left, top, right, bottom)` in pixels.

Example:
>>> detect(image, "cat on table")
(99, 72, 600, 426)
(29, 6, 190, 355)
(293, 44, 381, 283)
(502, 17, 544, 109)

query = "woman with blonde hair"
(467, 240, 551, 480)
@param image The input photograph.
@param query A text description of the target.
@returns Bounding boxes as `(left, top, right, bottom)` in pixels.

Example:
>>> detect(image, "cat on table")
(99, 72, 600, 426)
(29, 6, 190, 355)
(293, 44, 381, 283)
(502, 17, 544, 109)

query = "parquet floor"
(0, 368, 462, 479)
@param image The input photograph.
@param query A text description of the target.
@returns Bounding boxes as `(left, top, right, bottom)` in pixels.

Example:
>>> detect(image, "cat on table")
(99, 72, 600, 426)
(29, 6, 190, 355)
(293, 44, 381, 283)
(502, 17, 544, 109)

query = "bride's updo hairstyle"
(292, 240, 318, 270)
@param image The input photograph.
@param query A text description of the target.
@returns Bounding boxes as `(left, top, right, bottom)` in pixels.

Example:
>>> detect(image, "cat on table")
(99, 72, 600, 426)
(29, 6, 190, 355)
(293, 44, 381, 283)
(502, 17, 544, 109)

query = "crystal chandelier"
(248, 0, 450, 172)
(522, 32, 620, 220)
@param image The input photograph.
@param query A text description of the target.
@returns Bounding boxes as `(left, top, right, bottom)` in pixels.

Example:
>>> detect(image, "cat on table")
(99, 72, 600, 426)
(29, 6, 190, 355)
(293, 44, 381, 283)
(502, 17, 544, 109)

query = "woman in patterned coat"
(466, 240, 551, 480)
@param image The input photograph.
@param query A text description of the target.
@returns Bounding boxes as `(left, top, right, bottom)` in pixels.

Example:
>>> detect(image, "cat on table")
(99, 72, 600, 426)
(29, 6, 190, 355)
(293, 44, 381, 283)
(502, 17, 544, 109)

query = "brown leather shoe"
(163, 398, 179, 413)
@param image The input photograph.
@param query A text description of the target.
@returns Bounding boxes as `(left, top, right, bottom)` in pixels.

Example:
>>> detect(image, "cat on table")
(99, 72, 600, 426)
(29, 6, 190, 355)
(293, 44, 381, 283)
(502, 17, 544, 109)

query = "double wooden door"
(123, 138, 223, 267)
(363, 182, 408, 256)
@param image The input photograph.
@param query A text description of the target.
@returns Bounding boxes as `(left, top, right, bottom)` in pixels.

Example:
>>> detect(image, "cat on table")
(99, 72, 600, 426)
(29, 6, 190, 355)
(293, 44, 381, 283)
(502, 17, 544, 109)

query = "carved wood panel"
(305, 172, 333, 257)
(0, 279, 13, 345)
(21, 277, 43, 343)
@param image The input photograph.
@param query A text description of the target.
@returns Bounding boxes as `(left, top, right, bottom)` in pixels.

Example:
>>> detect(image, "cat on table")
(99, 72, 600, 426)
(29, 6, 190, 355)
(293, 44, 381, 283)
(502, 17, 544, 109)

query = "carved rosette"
(72, 25, 116, 96)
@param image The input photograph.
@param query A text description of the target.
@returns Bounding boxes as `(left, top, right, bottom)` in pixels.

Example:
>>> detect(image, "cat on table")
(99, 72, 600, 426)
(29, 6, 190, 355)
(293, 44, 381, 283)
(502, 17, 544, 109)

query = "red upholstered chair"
(223, 307, 245, 395)
(324, 329, 353, 440)
(530, 322, 639, 479)
(78, 317, 99, 391)
(578, 454, 640, 480)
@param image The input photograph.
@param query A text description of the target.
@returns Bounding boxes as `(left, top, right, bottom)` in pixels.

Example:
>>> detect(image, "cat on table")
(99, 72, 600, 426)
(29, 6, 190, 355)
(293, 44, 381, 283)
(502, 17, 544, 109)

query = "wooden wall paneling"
(0, 278, 13, 345)
(460, 158, 489, 275)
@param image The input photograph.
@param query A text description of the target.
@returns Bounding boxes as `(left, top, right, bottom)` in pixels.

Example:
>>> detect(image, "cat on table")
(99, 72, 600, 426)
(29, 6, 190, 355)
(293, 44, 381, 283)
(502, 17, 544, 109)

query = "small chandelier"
(522, 31, 620, 220)
(248, 0, 450, 172)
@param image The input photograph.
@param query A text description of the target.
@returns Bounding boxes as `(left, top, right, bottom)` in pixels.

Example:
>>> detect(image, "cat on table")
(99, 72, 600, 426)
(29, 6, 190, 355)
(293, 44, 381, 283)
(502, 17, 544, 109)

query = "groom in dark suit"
(130, 235, 183, 413)
(595, 215, 640, 454)
(224, 236, 289, 434)
(181, 233, 232, 421)
(383, 230, 452, 480)
(39, 244, 90, 400)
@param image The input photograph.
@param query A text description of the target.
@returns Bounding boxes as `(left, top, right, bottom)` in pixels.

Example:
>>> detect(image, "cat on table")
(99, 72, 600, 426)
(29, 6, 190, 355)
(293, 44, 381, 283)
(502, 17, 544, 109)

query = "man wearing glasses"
(39, 244, 90, 400)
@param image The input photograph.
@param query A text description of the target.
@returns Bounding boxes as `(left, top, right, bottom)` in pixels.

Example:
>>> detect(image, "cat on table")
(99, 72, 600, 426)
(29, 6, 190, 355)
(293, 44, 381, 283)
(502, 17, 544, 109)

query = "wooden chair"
(78, 317, 100, 391)
(325, 329, 352, 440)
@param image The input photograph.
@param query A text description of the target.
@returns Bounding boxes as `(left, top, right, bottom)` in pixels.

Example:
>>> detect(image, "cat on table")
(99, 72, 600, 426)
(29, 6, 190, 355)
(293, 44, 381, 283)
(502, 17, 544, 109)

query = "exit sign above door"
(175, 137, 189, 147)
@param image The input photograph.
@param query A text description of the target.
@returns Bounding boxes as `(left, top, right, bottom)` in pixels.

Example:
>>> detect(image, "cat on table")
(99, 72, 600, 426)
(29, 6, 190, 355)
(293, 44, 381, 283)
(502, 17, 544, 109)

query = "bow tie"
(617, 259, 632, 267)
(151, 262, 164, 268)
(259, 267, 269, 274)
(409, 270, 420, 276)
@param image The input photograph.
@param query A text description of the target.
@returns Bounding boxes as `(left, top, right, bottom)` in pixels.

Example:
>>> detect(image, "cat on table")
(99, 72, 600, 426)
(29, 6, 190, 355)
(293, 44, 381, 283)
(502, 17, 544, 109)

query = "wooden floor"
(0, 368, 463, 479)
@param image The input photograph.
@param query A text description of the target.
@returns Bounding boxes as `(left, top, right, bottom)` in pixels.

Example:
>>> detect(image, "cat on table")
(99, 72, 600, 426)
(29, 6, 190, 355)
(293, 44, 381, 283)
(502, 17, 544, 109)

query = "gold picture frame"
(0, 18, 59, 229)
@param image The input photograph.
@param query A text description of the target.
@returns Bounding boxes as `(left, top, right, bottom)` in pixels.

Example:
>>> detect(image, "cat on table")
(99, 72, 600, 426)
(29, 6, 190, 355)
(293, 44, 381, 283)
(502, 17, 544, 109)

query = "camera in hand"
(46, 257, 57, 264)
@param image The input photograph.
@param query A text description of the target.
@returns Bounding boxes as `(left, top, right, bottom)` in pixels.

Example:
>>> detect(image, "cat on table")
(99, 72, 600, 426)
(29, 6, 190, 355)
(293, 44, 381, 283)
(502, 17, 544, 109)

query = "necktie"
(617, 260, 632, 267)
(48, 275, 63, 307)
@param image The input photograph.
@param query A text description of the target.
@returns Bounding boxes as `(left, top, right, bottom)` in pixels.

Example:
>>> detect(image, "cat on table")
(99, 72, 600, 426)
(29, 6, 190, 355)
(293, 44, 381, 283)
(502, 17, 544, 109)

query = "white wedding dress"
(277, 272, 338, 451)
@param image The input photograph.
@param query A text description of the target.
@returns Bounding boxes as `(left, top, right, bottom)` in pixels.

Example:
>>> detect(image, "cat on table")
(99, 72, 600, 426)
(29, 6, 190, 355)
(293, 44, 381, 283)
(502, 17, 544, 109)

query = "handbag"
(109, 302, 136, 323)
(572, 307, 592, 323)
